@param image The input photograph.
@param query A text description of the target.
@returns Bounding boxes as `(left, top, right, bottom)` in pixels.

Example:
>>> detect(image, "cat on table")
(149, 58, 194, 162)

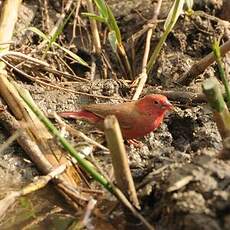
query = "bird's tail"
(59, 110, 101, 123)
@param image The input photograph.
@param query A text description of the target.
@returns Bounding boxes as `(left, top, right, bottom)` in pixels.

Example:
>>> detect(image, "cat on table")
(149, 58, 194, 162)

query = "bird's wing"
(82, 102, 139, 129)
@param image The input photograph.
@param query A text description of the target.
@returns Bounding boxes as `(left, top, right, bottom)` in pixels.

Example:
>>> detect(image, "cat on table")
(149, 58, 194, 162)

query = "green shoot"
(147, 0, 185, 74)
(203, 77, 230, 140)
(82, 0, 132, 79)
(212, 38, 230, 107)
(185, 0, 194, 13)
(82, 0, 121, 43)
(106, 5, 122, 44)
(49, 6, 75, 46)
(19, 197, 36, 219)
(43, 6, 75, 58)
(27, 27, 89, 67)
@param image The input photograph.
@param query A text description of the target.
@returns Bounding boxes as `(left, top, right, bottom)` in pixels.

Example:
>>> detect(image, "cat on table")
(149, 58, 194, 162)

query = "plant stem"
(212, 39, 230, 107)
(146, 0, 181, 74)
(202, 77, 230, 139)
(104, 115, 140, 209)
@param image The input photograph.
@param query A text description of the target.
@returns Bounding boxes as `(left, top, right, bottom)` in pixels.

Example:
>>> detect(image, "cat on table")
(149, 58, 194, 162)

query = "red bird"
(59, 94, 172, 139)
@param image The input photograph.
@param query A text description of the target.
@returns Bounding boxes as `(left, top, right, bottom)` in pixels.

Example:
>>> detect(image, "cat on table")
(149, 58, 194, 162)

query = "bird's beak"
(163, 99, 173, 110)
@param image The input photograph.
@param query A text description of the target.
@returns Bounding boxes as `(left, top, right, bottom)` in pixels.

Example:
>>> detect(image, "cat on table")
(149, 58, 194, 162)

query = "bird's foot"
(126, 139, 144, 148)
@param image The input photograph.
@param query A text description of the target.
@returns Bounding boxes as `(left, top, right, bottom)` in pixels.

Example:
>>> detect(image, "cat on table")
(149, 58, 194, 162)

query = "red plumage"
(59, 94, 172, 139)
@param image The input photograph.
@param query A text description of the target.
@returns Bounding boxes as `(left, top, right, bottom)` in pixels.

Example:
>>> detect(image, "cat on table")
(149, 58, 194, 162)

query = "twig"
(2, 59, 126, 100)
(142, 88, 206, 103)
(137, 165, 169, 190)
(0, 0, 21, 71)
(86, 0, 101, 54)
(128, 19, 164, 44)
(71, 0, 81, 42)
(167, 175, 193, 192)
(0, 130, 20, 154)
(81, 198, 97, 226)
(43, 0, 50, 32)
(0, 0, 21, 52)
(0, 50, 50, 66)
(132, 71, 148, 100)
(69, 198, 97, 229)
(23, 163, 69, 194)
(177, 39, 230, 85)
(2, 56, 89, 82)
(22, 207, 62, 230)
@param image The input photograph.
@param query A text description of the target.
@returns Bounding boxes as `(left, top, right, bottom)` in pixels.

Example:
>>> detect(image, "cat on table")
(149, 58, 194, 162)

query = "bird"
(59, 94, 172, 139)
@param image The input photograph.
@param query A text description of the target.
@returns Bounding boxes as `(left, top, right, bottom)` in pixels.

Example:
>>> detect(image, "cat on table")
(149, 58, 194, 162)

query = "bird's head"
(137, 94, 173, 114)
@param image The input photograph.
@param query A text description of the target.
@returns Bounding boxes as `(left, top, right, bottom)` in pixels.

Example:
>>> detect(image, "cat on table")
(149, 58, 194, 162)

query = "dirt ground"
(0, 0, 230, 229)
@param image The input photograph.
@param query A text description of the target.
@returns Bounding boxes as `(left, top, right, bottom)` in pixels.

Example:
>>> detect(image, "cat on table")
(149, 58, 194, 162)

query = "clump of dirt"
(141, 154, 230, 230)
(168, 107, 222, 152)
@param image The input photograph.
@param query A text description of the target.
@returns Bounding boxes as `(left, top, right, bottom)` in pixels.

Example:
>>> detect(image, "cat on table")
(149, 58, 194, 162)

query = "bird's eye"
(153, 100, 159, 104)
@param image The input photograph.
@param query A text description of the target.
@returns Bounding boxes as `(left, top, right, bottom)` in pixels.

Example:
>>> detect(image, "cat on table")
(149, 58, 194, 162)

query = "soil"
(0, 0, 230, 229)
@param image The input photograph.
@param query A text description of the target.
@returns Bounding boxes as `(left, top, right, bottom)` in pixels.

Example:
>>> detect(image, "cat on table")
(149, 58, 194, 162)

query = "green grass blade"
(212, 38, 230, 106)
(26, 27, 49, 42)
(106, 5, 121, 44)
(108, 31, 117, 52)
(93, 0, 108, 18)
(81, 12, 106, 23)
(164, 0, 185, 31)
(50, 6, 75, 45)
(26, 27, 88, 67)
(147, 0, 186, 74)
(54, 43, 89, 67)
(185, 0, 194, 11)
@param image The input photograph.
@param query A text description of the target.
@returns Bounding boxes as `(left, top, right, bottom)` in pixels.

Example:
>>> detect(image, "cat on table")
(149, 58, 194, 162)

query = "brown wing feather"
(82, 102, 139, 129)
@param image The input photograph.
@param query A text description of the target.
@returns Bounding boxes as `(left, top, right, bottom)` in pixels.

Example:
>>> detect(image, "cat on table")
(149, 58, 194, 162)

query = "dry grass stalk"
(86, 0, 101, 53)
(132, 0, 163, 100)
(0, 0, 21, 51)
(104, 115, 140, 209)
